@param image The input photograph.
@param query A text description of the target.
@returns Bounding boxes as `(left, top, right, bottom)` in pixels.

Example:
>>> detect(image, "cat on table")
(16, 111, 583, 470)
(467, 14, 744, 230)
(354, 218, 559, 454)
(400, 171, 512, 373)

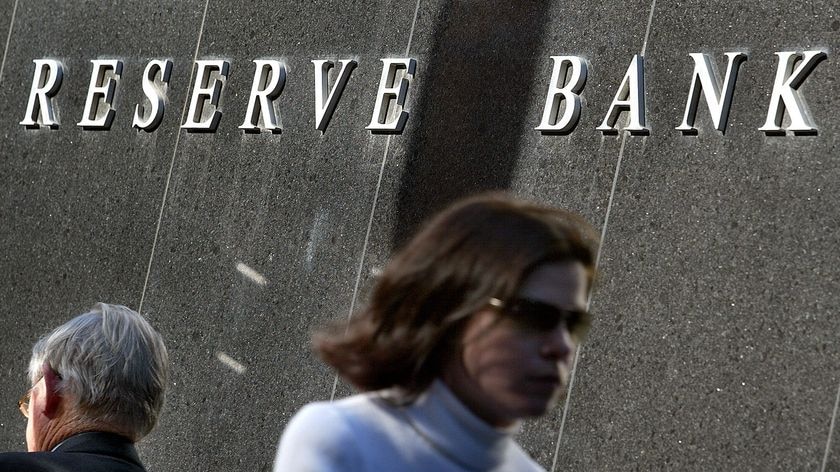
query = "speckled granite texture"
(0, 1, 838, 470)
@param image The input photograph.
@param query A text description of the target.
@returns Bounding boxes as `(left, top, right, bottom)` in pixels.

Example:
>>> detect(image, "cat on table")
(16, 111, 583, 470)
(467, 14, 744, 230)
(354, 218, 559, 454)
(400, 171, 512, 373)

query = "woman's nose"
(540, 325, 574, 363)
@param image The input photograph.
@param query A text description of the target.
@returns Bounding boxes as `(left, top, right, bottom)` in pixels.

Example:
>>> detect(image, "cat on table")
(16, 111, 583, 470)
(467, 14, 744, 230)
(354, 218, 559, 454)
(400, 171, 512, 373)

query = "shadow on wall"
(393, 1, 551, 248)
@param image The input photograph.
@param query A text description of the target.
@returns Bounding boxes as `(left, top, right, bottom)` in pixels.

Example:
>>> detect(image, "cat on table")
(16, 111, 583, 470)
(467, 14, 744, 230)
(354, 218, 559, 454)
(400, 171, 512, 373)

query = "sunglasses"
(489, 297, 591, 340)
(18, 390, 31, 419)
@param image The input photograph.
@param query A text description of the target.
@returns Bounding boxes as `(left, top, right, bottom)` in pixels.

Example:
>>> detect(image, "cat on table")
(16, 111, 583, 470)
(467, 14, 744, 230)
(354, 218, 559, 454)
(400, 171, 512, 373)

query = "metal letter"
(759, 50, 827, 135)
(313, 59, 357, 133)
(535, 56, 588, 134)
(182, 60, 230, 132)
(676, 52, 747, 134)
(366, 58, 416, 134)
(77, 59, 123, 130)
(20, 59, 63, 129)
(133, 59, 173, 132)
(596, 54, 648, 135)
(239, 60, 287, 133)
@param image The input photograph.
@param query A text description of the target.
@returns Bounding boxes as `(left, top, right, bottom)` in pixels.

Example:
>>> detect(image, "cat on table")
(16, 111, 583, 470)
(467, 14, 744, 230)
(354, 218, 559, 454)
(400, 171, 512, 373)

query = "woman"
(274, 193, 598, 471)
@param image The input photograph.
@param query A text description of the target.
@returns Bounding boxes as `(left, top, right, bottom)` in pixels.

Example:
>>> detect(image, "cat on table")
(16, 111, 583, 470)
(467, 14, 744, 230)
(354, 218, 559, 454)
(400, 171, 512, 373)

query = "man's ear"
(41, 363, 63, 418)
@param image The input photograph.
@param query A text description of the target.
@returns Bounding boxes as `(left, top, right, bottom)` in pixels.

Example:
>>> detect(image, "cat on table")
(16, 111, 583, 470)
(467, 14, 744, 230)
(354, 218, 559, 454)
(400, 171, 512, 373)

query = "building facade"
(0, 1, 838, 470)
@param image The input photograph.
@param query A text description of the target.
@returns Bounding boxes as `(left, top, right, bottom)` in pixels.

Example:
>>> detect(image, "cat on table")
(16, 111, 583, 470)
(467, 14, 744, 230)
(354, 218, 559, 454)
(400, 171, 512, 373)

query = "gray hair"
(28, 303, 169, 440)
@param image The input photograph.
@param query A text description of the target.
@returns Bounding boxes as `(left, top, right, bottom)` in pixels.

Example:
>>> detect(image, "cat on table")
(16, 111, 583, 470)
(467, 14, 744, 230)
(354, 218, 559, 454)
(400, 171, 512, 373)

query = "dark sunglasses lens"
(511, 300, 560, 331)
(18, 392, 30, 418)
(566, 311, 591, 338)
(508, 299, 590, 338)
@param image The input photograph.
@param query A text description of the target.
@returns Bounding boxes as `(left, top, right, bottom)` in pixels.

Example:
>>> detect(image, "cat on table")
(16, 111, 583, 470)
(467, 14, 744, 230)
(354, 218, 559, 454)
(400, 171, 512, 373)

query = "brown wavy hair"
(315, 192, 598, 397)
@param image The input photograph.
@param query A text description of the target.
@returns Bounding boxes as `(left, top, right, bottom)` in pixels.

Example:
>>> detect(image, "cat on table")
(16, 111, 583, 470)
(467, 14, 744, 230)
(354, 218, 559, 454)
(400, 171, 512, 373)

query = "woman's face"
(442, 261, 589, 427)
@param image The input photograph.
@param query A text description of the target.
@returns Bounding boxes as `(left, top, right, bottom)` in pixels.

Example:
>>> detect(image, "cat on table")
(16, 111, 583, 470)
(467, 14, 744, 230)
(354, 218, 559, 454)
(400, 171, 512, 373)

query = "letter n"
(676, 52, 747, 135)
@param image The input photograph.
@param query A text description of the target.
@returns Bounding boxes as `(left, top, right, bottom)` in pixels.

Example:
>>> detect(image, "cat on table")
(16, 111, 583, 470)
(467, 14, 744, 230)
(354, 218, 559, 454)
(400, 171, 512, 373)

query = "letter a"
(596, 54, 648, 135)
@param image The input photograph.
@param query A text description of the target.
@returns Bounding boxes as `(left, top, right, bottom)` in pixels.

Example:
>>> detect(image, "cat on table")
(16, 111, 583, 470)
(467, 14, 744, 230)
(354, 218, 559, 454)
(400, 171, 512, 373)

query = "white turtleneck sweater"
(273, 380, 545, 471)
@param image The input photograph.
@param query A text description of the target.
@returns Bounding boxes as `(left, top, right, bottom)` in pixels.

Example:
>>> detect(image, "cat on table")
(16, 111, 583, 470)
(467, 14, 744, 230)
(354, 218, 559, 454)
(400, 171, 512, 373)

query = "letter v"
(312, 59, 357, 133)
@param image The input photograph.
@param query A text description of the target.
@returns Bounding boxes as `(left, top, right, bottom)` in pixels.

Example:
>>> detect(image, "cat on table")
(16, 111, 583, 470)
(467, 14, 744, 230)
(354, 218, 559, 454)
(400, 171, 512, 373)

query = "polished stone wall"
(1, 1, 838, 470)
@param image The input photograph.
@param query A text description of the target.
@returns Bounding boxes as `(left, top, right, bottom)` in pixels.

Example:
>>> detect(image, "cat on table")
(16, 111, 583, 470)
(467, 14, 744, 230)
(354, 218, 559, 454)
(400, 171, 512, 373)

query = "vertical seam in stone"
(328, 135, 393, 402)
(550, 318, 585, 471)
(640, 0, 657, 57)
(404, 0, 421, 56)
(551, 135, 628, 471)
(595, 127, 629, 275)
(329, 0, 422, 402)
(138, 0, 211, 314)
(821, 379, 840, 471)
(0, 0, 19, 86)
(551, 1, 656, 468)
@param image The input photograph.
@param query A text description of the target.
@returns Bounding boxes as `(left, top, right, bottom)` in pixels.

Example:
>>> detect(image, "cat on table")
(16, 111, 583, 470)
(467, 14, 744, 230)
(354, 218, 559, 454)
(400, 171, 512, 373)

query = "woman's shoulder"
(280, 392, 408, 447)
(291, 392, 397, 425)
(273, 397, 365, 471)
(273, 393, 409, 471)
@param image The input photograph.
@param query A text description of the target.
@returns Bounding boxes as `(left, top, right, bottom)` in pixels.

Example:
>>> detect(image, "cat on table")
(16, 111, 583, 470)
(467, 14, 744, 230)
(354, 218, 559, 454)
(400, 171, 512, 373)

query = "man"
(0, 303, 169, 472)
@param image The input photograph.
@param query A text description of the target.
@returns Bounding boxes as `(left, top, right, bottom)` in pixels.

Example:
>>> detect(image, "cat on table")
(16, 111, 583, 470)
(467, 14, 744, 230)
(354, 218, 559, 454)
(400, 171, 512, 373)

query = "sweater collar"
(401, 380, 520, 470)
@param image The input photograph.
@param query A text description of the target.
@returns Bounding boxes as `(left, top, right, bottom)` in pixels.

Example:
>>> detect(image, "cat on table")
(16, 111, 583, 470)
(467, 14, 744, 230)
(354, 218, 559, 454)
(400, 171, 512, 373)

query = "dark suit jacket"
(0, 431, 146, 472)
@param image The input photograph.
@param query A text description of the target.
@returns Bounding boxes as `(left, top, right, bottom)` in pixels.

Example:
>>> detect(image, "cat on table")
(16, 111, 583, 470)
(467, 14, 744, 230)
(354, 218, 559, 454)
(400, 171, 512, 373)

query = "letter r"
(20, 59, 64, 129)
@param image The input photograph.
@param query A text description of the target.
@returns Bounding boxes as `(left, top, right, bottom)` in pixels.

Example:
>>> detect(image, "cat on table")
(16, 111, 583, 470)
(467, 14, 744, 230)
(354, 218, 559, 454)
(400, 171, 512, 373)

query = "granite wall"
(0, 1, 838, 470)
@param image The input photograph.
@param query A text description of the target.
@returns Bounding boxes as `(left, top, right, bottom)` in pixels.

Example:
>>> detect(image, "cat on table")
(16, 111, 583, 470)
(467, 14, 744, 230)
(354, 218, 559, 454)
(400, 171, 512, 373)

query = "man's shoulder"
(0, 451, 74, 472)
(0, 451, 145, 472)
(0, 441, 146, 472)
